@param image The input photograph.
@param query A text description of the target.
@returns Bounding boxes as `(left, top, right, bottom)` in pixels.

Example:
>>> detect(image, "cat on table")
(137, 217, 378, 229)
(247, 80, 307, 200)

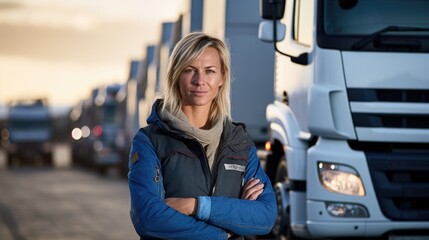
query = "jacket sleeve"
(195, 146, 277, 236)
(128, 131, 228, 240)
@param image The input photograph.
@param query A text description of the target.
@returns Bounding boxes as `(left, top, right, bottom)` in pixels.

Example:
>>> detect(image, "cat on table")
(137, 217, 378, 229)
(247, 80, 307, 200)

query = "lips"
(191, 90, 208, 97)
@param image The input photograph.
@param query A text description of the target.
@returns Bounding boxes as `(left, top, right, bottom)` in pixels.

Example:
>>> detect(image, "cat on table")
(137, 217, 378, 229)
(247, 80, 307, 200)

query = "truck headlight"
(318, 162, 365, 196)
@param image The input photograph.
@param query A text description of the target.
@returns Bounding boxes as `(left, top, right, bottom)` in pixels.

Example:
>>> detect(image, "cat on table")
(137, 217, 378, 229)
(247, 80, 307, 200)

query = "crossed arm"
(165, 177, 265, 215)
(165, 178, 265, 238)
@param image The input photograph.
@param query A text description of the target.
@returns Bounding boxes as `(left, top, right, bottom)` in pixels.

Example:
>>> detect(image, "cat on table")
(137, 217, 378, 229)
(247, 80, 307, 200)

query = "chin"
(190, 99, 212, 107)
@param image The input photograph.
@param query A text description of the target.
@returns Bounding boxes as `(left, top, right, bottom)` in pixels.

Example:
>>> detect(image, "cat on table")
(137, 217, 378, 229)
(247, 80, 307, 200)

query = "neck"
(181, 105, 211, 129)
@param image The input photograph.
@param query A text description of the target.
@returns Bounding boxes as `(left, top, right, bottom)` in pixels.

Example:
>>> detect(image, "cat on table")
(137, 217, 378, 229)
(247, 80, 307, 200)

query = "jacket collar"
(147, 99, 253, 151)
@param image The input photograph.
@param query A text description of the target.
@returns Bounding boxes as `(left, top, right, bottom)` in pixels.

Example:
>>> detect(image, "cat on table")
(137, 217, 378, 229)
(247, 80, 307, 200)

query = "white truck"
(258, 0, 429, 239)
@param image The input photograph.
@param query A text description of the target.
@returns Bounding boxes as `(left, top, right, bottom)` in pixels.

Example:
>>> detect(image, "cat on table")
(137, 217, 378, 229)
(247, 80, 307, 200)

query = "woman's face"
(179, 47, 224, 109)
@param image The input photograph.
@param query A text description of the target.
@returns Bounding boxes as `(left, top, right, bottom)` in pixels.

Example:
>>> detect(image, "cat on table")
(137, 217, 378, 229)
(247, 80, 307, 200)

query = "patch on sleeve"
(224, 163, 245, 172)
(131, 152, 140, 164)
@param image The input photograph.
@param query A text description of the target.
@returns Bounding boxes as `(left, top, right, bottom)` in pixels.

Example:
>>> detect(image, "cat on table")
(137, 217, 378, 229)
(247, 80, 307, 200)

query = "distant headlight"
(71, 128, 82, 140)
(81, 126, 90, 138)
(318, 162, 365, 196)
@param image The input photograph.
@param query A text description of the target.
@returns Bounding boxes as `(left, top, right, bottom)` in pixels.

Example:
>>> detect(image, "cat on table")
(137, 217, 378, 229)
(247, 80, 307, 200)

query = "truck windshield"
(95, 104, 117, 124)
(103, 105, 116, 124)
(10, 120, 51, 131)
(318, 0, 429, 51)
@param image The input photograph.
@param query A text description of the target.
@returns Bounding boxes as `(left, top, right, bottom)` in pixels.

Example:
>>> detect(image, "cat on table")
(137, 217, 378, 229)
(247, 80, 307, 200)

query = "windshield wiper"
(352, 25, 429, 50)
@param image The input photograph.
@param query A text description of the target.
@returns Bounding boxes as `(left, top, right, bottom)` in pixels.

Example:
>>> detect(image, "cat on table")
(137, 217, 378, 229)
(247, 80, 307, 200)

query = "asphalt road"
(0, 145, 138, 240)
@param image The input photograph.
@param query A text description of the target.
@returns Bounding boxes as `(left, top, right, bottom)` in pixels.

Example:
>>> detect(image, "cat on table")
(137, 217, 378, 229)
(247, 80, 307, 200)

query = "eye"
(183, 68, 196, 74)
(206, 69, 216, 74)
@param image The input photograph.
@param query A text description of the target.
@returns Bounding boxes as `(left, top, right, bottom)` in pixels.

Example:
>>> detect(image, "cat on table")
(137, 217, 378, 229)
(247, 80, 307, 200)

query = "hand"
(241, 178, 264, 200)
(165, 197, 197, 216)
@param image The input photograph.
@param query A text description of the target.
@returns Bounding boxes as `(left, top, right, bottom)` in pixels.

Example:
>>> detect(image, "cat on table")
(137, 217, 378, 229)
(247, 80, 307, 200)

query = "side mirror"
(260, 0, 285, 20)
(258, 20, 286, 42)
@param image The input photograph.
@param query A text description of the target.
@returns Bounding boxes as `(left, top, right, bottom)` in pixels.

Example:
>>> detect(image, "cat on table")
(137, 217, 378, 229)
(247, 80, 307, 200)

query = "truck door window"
(294, 0, 314, 46)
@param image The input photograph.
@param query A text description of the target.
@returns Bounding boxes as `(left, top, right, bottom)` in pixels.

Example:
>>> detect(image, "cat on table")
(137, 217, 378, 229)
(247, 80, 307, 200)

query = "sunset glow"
(0, 0, 181, 106)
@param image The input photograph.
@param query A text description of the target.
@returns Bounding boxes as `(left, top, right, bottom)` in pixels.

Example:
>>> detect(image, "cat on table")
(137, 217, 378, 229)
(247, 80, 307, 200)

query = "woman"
(128, 32, 277, 239)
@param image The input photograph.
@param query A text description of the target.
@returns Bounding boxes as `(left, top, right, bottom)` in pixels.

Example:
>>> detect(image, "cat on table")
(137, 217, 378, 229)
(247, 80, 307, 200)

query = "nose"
(191, 70, 205, 85)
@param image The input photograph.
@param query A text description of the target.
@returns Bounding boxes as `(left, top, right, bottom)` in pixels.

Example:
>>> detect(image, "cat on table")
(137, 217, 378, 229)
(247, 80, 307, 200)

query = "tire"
(8, 155, 20, 168)
(273, 160, 305, 240)
(97, 165, 107, 175)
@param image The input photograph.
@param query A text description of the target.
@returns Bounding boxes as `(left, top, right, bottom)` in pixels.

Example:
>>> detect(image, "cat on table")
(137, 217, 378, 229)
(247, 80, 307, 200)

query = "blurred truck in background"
(258, 0, 429, 239)
(70, 83, 123, 174)
(116, 59, 143, 177)
(4, 99, 53, 167)
(70, 88, 99, 167)
(89, 83, 123, 174)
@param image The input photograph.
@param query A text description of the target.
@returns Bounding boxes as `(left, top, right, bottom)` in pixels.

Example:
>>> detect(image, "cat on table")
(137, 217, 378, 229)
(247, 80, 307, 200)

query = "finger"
(248, 187, 264, 200)
(243, 178, 254, 188)
(243, 178, 260, 190)
(243, 183, 264, 199)
(164, 198, 175, 207)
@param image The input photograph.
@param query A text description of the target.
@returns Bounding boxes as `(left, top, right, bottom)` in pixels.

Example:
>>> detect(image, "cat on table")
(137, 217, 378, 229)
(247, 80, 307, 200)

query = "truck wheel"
(8, 155, 19, 168)
(273, 160, 305, 240)
(45, 154, 53, 166)
(34, 155, 44, 166)
(97, 166, 107, 175)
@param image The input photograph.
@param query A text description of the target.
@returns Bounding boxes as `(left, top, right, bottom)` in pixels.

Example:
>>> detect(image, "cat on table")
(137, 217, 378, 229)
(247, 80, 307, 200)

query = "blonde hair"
(162, 31, 231, 122)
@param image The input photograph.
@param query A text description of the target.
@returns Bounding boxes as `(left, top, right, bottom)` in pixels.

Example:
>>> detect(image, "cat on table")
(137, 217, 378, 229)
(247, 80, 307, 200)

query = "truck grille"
(348, 88, 429, 221)
(348, 89, 429, 103)
(349, 89, 429, 129)
(361, 144, 429, 221)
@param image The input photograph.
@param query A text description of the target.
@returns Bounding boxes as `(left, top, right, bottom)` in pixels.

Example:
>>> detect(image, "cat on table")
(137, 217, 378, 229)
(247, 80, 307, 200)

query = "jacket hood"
(146, 99, 164, 127)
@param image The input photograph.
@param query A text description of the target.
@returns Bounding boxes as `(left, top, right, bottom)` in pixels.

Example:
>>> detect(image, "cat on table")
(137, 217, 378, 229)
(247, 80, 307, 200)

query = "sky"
(0, 0, 182, 108)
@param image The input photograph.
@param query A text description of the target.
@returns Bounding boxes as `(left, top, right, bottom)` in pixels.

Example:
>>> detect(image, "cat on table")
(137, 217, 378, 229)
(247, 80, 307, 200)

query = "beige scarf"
(158, 105, 224, 172)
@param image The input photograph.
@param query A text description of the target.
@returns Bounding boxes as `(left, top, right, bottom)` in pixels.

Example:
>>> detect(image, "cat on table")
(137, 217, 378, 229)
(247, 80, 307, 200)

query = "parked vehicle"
(258, 0, 429, 239)
(90, 83, 123, 174)
(70, 88, 99, 167)
(5, 99, 53, 167)
(117, 59, 143, 177)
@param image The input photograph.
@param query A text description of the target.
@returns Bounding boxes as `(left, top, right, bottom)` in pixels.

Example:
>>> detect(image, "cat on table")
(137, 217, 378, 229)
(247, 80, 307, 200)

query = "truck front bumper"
(305, 197, 429, 238)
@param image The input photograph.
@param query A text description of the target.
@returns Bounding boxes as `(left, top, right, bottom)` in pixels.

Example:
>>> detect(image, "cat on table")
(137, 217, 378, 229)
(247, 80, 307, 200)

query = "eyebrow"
(185, 65, 218, 69)
(205, 66, 218, 69)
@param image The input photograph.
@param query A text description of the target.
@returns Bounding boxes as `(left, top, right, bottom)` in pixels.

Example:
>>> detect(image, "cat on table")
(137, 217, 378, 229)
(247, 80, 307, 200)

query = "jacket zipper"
(181, 135, 213, 195)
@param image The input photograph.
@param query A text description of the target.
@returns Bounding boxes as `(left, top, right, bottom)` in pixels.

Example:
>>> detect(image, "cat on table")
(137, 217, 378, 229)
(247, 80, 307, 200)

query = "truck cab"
(91, 83, 123, 174)
(5, 99, 53, 167)
(258, 0, 429, 239)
